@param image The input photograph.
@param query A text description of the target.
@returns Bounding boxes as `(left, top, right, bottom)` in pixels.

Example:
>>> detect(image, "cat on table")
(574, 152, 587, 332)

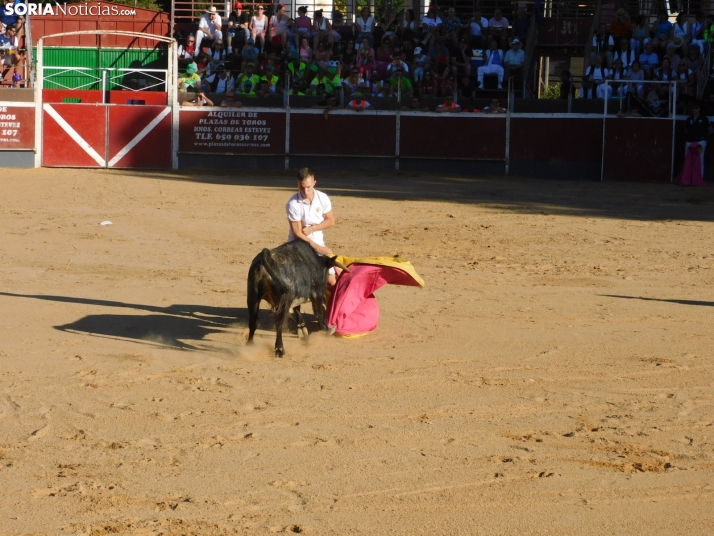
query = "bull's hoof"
(298, 326, 310, 340)
(275, 347, 285, 358)
(326, 325, 336, 336)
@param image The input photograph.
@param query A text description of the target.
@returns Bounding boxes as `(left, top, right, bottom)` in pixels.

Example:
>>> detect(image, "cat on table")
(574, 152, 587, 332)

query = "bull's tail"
(260, 248, 287, 292)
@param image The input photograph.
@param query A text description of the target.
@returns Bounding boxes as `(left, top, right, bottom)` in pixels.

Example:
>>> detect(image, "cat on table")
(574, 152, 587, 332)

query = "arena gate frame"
(35, 31, 177, 169)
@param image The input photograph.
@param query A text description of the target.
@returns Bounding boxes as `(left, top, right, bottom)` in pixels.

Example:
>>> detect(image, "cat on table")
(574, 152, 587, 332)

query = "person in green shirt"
(261, 64, 281, 93)
(178, 62, 201, 92)
(235, 62, 260, 93)
(287, 53, 307, 82)
(389, 68, 413, 99)
(309, 66, 341, 94)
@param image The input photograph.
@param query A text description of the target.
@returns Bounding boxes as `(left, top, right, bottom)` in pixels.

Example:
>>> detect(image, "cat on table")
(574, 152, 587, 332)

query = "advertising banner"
(0, 105, 35, 150)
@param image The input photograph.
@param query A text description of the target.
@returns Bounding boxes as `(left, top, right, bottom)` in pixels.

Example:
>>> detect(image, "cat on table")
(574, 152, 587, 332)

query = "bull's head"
(328, 256, 351, 274)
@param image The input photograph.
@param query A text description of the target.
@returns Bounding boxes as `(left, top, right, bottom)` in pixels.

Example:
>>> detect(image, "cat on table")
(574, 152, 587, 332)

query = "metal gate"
(35, 30, 178, 169)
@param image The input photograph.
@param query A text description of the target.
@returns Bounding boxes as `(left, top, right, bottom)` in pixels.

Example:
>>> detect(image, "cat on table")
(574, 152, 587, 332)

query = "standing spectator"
(313, 9, 338, 51)
(294, 6, 311, 49)
(488, 9, 509, 50)
(591, 22, 614, 68)
(443, 8, 462, 49)
(426, 37, 450, 73)
(613, 37, 635, 70)
(559, 70, 577, 100)
(412, 46, 427, 83)
(477, 40, 505, 89)
(651, 10, 672, 55)
(639, 41, 659, 79)
(269, 4, 293, 49)
(250, 5, 268, 53)
(227, 3, 250, 55)
(356, 36, 376, 77)
(684, 102, 713, 178)
(354, 7, 376, 48)
(436, 93, 461, 113)
(421, 6, 442, 49)
(503, 38, 524, 81)
(469, 9, 489, 49)
(451, 37, 472, 77)
(195, 6, 223, 57)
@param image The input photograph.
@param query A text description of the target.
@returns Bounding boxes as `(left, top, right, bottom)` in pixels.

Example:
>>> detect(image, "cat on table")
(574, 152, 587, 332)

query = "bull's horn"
(331, 258, 351, 273)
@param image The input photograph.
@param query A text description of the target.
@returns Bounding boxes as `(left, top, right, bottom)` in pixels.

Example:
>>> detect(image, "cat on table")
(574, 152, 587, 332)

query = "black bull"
(247, 240, 350, 357)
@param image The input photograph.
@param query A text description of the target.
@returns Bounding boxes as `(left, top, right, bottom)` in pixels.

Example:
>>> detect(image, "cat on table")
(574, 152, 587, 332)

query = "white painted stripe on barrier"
(0, 101, 35, 107)
(43, 103, 106, 167)
(107, 107, 171, 168)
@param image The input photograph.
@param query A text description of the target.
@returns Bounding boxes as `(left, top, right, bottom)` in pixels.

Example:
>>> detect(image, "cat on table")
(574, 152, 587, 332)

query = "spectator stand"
(35, 31, 177, 169)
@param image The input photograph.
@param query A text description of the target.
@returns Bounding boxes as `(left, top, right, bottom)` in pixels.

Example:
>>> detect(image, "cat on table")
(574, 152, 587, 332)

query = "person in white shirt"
(196, 7, 223, 57)
(286, 168, 337, 285)
(584, 54, 612, 99)
(503, 38, 524, 81)
(477, 40, 505, 89)
(488, 9, 509, 49)
(354, 6, 376, 48)
(469, 9, 489, 48)
(421, 6, 442, 48)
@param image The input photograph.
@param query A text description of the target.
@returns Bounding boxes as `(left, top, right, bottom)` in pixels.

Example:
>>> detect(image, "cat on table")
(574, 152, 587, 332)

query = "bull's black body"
(247, 240, 344, 357)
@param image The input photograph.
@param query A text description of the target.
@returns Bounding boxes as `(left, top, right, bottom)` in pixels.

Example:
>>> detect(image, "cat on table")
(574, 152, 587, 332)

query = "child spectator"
(298, 35, 312, 62)
(178, 62, 201, 91)
(412, 46, 427, 83)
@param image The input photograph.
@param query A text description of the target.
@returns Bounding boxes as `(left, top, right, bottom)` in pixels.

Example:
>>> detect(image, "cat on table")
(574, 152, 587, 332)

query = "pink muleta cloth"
(326, 256, 425, 337)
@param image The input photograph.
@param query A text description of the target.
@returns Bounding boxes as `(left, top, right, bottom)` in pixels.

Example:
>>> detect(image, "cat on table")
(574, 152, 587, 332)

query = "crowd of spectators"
(0, 0, 26, 88)
(177, 3, 533, 111)
(580, 8, 714, 103)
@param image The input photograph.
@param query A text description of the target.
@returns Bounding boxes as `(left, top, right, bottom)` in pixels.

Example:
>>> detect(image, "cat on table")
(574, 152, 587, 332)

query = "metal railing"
(173, 1, 358, 25)
(42, 66, 169, 93)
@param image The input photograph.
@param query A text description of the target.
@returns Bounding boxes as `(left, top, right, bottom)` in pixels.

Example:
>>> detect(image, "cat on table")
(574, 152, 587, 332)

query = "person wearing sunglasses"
(227, 3, 251, 55)
(436, 93, 461, 113)
(196, 6, 223, 57)
(178, 34, 197, 67)
(250, 5, 268, 53)
(0, 23, 22, 80)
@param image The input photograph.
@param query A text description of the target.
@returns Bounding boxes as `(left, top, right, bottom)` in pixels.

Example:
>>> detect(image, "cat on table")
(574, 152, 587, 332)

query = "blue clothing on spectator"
(639, 52, 659, 68)
(653, 21, 672, 41)
(1, 0, 22, 27)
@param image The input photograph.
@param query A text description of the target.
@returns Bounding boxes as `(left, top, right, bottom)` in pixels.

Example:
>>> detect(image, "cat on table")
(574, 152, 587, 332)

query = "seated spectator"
(591, 22, 614, 68)
(202, 64, 234, 94)
(651, 10, 672, 54)
(504, 38, 524, 80)
(206, 39, 226, 74)
(386, 44, 409, 75)
(421, 6, 442, 48)
(178, 62, 201, 91)
(1, 0, 24, 35)
(181, 87, 215, 106)
(690, 12, 706, 54)
(235, 62, 260, 92)
(451, 37, 472, 77)
(401, 96, 429, 112)
(559, 70, 577, 100)
(436, 93, 461, 113)
(664, 42, 681, 71)
(309, 82, 327, 97)
(686, 46, 702, 79)
(632, 15, 650, 55)
(261, 64, 280, 93)
(426, 37, 450, 72)
(269, 4, 294, 49)
(399, 9, 418, 43)
(611, 59, 628, 97)
(309, 65, 341, 94)
(341, 39, 357, 72)
(488, 9, 509, 49)
(469, 9, 489, 49)
(343, 67, 364, 94)
(348, 91, 371, 111)
(483, 98, 506, 113)
(626, 61, 645, 99)
(458, 75, 475, 104)
(250, 5, 268, 53)
(375, 37, 393, 79)
(440, 74, 457, 98)
(237, 78, 256, 96)
(294, 6, 311, 49)
(178, 34, 196, 67)
(196, 6, 223, 58)
(255, 79, 271, 97)
(412, 46, 427, 83)
(367, 71, 383, 96)
(613, 37, 635, 70)
(241, 38, 260, 70)
(443, 7, 462, 49)
(580, 77, 597, 99)
(312, 93, 338, 117)
(356, 37, 376, 77)
(390, 68, 413, 99)
(584, 54, 612, 99)
(477, 40, 505, 89)
(511, 7, 530, 46)
(289, 80, 306, 95)
(0, 23, 22, 80)
(418, 70, 439, 98)
(220, 90, 242, 107)
(313, 9, 339, 51)
(675, 61, 693, 98)
(298, 35, 312, 63)
(653, 56, 675, 98)
(354, 6, 376, 48)
(671, 13, 688, 54)
(287, 53, 307, 82)
(378, 79, 395, 98)
(194, 53, 210, 77)
(314, 41, 332, 71)
(638, 41, 659, 79)
(226, 3, 250, 55)
(378, 8, 399, 44)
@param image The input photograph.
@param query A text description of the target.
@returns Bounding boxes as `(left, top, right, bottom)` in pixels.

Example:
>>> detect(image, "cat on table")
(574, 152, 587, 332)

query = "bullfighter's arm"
(289, 220, 333, 257)
(303, 210, 335, 235)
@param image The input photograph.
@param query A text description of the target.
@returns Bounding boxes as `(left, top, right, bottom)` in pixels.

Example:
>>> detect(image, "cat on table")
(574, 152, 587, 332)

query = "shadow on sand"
(600, 294, 714, 308)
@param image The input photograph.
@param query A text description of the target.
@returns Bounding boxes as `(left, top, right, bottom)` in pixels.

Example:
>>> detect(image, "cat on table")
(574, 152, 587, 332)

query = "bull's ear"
(330, 256, 351, 273)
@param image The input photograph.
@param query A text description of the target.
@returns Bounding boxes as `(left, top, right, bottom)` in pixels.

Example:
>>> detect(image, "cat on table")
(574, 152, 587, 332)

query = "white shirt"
(199, 13, 222, 34)
(469, 17, 489, 36)
(489, 17, 509, 30)
(286, 190, 332, 246)
(422, 16, 442, 28)
(356, 16, 375, 33)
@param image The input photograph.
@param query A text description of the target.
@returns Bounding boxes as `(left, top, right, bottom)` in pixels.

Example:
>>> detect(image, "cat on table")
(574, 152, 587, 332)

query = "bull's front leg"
(311, 296, 329, 332)
(293, 306, 309, 340)
(273, 302, 289, 357)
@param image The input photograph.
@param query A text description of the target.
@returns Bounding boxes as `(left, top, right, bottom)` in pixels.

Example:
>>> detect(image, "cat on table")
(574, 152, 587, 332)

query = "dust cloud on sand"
(0, 168, 713, 534)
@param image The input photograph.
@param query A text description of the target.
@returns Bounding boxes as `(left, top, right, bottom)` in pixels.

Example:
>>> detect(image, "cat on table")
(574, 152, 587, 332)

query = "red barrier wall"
(43, 103, 107, 167)
(290, 113, 396, 156)
(108, 106, 171, 168)
(603, 118, 673, 182)
(43, 89, 104, 103)
(400, 115, 506, 159)
(0, 106, 35, 150)
(108, 91, 167, 105)
(510, 118, 602, 162)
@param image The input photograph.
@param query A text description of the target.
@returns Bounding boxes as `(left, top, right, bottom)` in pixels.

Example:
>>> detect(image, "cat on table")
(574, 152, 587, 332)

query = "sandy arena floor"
(0, 168, 713, 535)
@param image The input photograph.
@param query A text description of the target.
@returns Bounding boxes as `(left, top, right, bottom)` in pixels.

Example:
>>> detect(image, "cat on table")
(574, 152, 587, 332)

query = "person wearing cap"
(421, 5, 442, 48)
(443, 7, 462, 49)
(220, 90, 243, 108)
(227, 3, 251, 55)
(488, 8, 509, 49)
(503, 38, 524, 81)
(269, 4, 293, 49)
(261, 64, 280, 93)
(477, 39, 505, 89)
(287, 53, 308, 81)
(240, 37, 260, 70)
(451, 37, 472, 77)
(469, 9, 489, 49)
(354, 6, 375, 48)
(348, 91, 371, 111)
(178, 62, 202, 92)
(309, 65, 341, 94)
(236, 62, 260, 94)
(436, 93, 461, 113)
(196, 6, 223, 58)
(250, 4, 268, 53)
(412, 46, 426, 83)
(203, 64, 234, 94)
(684, 102, 713, 178)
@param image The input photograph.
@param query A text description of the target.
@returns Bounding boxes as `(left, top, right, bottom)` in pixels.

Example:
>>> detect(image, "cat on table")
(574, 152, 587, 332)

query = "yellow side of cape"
(334, 256, 425, 287)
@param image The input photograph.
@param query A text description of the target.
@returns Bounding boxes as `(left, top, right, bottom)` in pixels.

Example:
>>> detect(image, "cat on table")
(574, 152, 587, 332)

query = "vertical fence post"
(395, 84, 401, 170)
(600, 80, 608, 182)
(34, 38, 44, 168)
(285, 74, 290, 170)
(505, 77, 511, 175)
(169, 39, 179, 170)
(671, 80, 677, 183)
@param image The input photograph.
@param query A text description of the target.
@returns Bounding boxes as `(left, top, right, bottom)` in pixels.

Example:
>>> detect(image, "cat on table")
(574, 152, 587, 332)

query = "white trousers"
(477, 64, 504, 84)
(596, 84, 613, 99)
(195, 29, 223, 56)
(685, 140, 707, 178)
